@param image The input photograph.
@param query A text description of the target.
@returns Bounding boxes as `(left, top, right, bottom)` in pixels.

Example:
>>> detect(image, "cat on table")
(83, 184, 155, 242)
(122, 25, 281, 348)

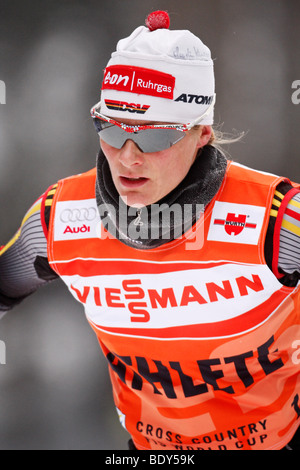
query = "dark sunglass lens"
(94, 119, 186, 153)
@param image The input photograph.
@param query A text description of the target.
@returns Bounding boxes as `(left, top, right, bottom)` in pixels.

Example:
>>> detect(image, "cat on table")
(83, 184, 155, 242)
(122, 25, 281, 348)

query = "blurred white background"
(0, 0, 299, 449)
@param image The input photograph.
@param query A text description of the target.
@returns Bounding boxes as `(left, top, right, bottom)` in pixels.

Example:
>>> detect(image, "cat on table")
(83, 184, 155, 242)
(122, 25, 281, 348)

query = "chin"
(120, 193, 151, 208)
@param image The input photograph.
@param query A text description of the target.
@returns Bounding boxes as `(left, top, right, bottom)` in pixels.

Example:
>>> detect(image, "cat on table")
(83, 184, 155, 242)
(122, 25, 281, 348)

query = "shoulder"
(227, 161, 283, 187)
(57, 168, 97, 186)
(43, 168, 97, 231)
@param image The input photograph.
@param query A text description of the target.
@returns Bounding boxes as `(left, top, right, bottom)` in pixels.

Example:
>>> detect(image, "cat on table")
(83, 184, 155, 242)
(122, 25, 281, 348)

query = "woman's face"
(100, 122, 212, 207)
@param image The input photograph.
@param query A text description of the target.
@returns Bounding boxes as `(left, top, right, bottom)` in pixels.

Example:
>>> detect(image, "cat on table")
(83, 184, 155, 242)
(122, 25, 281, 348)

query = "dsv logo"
(105, 99, 150, 114)
(60, 207, 97, 223)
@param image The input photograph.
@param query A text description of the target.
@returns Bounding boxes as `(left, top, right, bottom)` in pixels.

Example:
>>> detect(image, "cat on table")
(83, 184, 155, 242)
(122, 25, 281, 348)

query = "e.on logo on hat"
(102, 65, 175, 99)
(207, 201, 266, 245)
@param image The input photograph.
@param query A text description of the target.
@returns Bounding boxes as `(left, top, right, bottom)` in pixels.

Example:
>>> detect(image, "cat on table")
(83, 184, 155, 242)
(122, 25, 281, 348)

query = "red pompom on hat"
(145, 10, 170, 31)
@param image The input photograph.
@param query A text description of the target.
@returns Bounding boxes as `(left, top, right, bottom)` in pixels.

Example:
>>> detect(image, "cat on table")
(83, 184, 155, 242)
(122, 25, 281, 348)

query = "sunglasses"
(90, 95, 215, 153)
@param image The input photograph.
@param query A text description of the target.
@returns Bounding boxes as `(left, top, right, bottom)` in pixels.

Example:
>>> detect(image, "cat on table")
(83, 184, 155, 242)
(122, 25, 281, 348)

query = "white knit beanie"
(99, 11, 215, 125)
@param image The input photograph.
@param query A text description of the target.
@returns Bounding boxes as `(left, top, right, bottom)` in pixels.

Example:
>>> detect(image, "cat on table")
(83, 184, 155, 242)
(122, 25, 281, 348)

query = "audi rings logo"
(60, 207, 97, 223)
(54, 200, 100, 241)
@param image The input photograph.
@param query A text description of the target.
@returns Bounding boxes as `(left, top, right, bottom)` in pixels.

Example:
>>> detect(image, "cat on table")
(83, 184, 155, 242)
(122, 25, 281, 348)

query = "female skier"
(0, 11, 299, 450)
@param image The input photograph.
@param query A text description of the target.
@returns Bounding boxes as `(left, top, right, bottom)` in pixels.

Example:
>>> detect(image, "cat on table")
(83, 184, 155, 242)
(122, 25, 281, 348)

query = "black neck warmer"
(95, 145, 227, 250)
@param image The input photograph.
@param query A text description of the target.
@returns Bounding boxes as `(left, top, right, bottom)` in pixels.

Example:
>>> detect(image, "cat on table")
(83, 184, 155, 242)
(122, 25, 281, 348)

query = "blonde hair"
(209, 127, 244, 145)
(192, 125, 245, 156)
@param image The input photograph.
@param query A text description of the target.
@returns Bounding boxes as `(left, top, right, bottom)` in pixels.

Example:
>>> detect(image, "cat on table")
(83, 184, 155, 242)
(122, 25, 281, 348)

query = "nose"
(118, 139, 144, 168)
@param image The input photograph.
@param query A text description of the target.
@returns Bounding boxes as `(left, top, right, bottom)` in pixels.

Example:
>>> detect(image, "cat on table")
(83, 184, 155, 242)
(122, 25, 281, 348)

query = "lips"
(119, 176, 149, 188)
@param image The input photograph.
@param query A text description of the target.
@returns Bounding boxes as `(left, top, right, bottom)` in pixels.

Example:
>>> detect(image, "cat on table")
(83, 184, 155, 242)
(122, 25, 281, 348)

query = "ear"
(196, 125, 212, 148)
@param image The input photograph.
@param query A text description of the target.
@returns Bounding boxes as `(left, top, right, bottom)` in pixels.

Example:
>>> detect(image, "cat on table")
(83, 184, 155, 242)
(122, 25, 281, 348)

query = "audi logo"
(60, 207, 97, 223)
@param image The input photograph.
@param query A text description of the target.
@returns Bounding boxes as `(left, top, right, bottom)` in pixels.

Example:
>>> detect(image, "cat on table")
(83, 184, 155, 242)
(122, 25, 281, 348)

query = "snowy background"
(0, 0, 299, 449)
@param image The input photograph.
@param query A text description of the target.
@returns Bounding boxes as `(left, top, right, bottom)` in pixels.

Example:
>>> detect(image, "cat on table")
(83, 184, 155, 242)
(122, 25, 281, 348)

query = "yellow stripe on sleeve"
(274, 190, 284, 200)
(270, 209, 278, 218)
(21, 201, 42, 225)
(289, 198, 300, 210)
(0, 229, 21, 256)
(281, 219, 300, 237)
(47, 188, 57, 197)
(0, 199, 43, 256)
(272, 198, 281, 208)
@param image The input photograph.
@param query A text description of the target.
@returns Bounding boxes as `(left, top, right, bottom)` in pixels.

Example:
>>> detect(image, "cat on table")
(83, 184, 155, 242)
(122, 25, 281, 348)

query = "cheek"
(153, 155, 189, 194)
(100, 139, 113, 158)
(162, 146, 196, 178)
(100, 140, 119, 168)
